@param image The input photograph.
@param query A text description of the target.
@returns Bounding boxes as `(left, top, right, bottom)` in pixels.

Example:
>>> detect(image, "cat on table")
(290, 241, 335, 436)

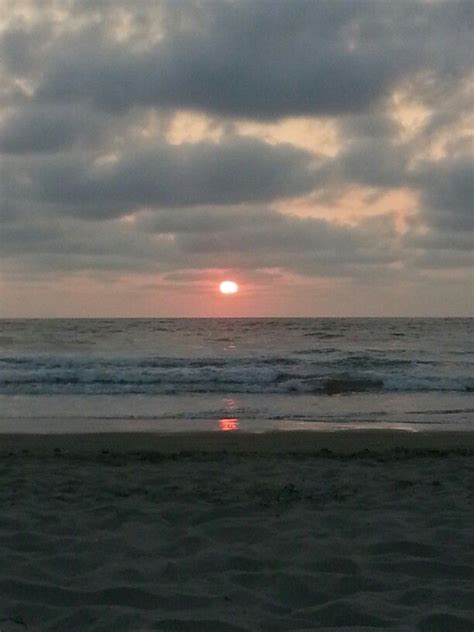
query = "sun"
(219, 280, 239, 295)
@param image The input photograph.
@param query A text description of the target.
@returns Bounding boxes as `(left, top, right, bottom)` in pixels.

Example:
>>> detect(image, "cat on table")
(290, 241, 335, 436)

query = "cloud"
(170, 210, 400, 277)
(0, 199, 400, 279)
(24, 1, 472, 120)
(415, 156, 474, 232)
(5, 137, 317, 218)
(336, 138, 409, 189)
(0, 0, 472, 315)
(0, 19, 52, 77)
(0, 106, 102, 153)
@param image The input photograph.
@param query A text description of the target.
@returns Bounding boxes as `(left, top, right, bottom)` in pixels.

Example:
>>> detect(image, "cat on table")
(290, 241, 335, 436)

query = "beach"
(1, 430, 474, 631)
(2, 0, 473, 625)
(1, 318, 472, 629)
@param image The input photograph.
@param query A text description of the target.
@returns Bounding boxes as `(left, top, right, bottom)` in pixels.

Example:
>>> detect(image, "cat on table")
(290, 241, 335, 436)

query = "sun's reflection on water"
(218, 417, 240, 431)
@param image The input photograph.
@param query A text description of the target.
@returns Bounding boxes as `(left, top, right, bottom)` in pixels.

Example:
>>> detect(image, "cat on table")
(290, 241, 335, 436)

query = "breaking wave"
(0, 354, 472, 396)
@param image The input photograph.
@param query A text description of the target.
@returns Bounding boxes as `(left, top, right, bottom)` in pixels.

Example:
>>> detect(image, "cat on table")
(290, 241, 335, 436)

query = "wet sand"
(2, 428, 474, 456)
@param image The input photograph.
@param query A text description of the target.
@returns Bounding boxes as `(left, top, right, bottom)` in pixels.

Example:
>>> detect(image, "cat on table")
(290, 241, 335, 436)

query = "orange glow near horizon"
(219, 280, 239, 294)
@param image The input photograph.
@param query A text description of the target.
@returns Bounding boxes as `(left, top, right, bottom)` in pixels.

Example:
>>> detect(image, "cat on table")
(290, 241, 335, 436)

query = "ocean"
(0, 318, 472, 433)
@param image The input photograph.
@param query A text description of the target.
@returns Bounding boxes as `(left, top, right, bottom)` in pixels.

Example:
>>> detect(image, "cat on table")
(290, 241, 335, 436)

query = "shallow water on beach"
(0, 318, 472, 432)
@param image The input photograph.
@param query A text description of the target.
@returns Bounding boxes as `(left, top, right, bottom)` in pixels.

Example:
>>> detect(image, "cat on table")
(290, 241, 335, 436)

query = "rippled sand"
(1, 432, 473, 630)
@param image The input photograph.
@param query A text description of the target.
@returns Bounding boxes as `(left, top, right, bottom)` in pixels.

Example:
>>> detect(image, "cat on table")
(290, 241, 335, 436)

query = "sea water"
(0, 318, 472, 433)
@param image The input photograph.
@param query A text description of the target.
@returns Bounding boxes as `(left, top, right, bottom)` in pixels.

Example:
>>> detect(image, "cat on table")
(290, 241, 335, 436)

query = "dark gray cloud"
(399, 155, 474, 270)
(0, 19, 54, 76)
(25, 0, 472, 120)
(336, 138, 409, 188)
(0, 202, 400, 278)
(138, 206, 277, 234)
(414, 250, 474, 270)
(415, 157, 474, 232)
(0, 106, 103, 153)
(8, 137, 316, 217)
(405, 221, 473, 254)
(169, 211, 399, 278)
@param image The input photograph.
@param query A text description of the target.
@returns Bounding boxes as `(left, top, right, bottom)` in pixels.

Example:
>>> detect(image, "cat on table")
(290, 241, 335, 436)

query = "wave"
(322, 374, 384, 395)
(0, 354, 472, 395)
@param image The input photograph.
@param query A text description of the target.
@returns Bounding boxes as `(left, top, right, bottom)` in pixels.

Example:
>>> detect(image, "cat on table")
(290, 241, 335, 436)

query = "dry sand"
(1, 430, 473, 631)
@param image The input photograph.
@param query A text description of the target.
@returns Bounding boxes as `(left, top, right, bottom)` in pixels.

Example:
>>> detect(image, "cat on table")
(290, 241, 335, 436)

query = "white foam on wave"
(0, 353, 472, 395)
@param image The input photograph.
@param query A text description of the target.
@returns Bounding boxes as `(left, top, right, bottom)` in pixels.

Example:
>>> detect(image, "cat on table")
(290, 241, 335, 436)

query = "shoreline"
(1, 428, 474, 456)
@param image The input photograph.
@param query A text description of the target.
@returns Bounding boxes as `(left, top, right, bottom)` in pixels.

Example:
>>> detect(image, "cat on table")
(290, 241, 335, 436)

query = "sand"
(1, 430, 473, 631)
(2, 428, 474, 455)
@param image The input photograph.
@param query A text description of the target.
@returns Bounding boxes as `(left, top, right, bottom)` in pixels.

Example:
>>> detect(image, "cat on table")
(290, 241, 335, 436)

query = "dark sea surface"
(0, 318, 472, 432)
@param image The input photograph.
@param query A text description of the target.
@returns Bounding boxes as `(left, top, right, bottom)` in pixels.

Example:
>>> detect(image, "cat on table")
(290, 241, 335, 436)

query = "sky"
(0, 0, 473, 317)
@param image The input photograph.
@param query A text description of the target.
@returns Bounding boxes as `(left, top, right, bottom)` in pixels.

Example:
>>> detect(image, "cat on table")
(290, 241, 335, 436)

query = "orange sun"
(219, 280, 239, 295)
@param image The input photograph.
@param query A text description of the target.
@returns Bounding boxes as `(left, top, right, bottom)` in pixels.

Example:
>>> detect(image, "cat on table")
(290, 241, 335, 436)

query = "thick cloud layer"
(32, 139, 317, 214)
(32, 1, 473, 119)
(0, 106, 103, 153)
(0, 0, 472, 315)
